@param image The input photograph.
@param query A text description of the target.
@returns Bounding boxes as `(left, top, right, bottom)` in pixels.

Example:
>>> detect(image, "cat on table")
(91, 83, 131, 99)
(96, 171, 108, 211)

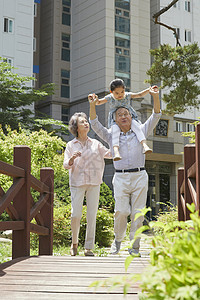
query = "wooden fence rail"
(178, 123, 200, 221)
(0, 146, 54, 259)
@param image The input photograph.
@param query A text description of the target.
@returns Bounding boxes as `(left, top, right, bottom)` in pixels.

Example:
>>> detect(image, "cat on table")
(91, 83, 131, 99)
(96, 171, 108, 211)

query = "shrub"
(139, 204, 200, 299)
(91, 204, 200, 300)
(99, 182, 115, 213)
(52, 203, 114, 248)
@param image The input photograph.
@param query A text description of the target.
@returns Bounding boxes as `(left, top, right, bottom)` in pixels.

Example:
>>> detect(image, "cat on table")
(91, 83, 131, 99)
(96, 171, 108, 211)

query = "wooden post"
(177, 168, 185, 221)
(12, 146, 31, 259)
(196, 123, 200, 214)
(184, 144, 195, 220)
(39, 167, 54, 255)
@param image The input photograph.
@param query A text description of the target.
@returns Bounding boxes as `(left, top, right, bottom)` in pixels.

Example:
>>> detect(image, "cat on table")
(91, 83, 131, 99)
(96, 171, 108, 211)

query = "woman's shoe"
(70, 243, 78, 256)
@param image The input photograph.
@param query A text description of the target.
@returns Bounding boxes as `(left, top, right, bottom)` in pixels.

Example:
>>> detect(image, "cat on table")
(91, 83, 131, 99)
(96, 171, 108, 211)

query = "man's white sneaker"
(110, 240, 121, 254)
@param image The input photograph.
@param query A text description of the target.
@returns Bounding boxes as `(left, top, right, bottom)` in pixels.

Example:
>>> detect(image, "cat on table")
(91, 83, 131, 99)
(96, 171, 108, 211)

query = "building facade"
(0, 0, 34, 78)
(32, 0, 200, 219)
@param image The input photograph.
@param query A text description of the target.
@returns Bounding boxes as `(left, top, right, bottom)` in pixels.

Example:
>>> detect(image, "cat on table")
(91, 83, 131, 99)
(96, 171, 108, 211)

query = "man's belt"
(115, 167, 145, 173)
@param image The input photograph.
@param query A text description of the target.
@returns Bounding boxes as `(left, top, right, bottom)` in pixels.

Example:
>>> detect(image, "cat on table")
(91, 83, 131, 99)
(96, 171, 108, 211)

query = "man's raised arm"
(149, 86, 160, 113)
(88, 95, 111, 145)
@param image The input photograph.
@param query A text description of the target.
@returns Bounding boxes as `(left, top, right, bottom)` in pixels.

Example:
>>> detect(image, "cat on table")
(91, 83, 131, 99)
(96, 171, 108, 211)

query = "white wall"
(0, 0, 34, 78)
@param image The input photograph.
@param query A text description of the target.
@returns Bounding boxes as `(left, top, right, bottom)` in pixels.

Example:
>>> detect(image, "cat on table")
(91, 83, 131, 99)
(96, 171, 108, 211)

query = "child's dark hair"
(109, 78, 126, 92)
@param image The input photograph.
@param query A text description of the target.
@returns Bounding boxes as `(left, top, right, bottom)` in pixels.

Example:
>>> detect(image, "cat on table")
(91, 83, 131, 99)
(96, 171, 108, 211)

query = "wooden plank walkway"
(0, 239, 151, 300)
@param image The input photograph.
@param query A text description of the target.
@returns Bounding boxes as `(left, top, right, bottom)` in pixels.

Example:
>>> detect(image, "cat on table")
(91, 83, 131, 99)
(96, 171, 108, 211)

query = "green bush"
(153, 204, 178, 235)
(92, 205, 200, 300)
(52, 203, 114, 248)
(99, 182, 115, 213)
(139, 204, 200, 299)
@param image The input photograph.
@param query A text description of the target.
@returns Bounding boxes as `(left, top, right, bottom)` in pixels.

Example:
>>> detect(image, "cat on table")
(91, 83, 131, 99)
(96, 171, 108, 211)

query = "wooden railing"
(0, 146, 54, 259)
(178, 123, 200, 221)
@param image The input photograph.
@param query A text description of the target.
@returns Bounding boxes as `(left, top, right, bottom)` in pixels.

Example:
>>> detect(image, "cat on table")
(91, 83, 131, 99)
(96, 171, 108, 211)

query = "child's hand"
(88, 93, 99, 104)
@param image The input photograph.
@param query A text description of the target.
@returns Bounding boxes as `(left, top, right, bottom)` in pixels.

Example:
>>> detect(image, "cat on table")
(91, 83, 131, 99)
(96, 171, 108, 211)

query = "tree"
(146, 43, 200, 114)
(0, 58, 54, 131)
(146, 0, 200, 115)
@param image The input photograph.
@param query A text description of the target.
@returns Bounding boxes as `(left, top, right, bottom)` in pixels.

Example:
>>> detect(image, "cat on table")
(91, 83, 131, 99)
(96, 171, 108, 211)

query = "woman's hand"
(69, 151, 82, 166)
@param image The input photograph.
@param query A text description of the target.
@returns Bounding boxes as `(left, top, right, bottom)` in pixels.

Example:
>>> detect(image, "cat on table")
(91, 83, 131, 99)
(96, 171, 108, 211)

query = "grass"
(0, 241, 109, 264)
(0, 241, 12, 264)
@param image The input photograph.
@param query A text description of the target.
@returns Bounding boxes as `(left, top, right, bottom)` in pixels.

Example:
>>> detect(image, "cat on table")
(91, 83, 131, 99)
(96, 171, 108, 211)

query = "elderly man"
(89, 87, 161, 255)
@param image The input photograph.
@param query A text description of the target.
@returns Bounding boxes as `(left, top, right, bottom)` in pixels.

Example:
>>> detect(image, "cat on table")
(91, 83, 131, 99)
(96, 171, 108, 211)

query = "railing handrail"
(178, 123, 200, 220)
(0, 146, 54, 259)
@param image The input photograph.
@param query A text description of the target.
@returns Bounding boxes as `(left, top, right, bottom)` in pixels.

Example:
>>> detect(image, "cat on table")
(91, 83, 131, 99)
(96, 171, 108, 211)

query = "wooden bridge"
(0, 250, 149, 299)
(0, 145, 149, 299)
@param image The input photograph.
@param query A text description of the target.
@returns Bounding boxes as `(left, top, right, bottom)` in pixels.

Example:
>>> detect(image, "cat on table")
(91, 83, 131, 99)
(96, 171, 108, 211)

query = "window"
(185, 1, 191, 12)
(115, 55, 130, 73)
(185, 30, 191, 42)
(61, 69, 70, 98)
(33, 37, 36, 52)
(61, 33, 70, 61)
(175, 121, 183, 132)
(176, 27, 180, 39)
(3, 57, 13, 66)
(62, 0, 71, 26)
(115, 0, 130, 11)
(62, 106, 69, 124)
(4, 18, 13, 33)
(115, 36, 130, 48)
(115, 16, 130, 34)
(155, 120, 169, 137)
(186, 122, 194, 132)
(2, 57, 13, 71)
(32, 73, 36, 88)
(34, 3, 37, 17)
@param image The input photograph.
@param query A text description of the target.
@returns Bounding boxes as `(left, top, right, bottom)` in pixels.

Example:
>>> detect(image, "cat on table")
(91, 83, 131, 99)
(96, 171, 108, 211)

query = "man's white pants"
(112, 170, 148, 249)
(70, 185, 100, 250)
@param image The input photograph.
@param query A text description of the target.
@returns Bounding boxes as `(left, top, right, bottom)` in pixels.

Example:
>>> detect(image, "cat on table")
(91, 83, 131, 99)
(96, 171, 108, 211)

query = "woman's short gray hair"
(69, 112, 88, 137)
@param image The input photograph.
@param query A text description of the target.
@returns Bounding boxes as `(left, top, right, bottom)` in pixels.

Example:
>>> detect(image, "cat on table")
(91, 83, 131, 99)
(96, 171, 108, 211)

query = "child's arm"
(88, 93, 108, 105)
(130, 87, 150, 99)
(130, 85, 157, 99)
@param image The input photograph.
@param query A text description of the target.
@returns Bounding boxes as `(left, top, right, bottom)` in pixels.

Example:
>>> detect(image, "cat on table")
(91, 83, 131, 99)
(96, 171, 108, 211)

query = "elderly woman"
(63, 112, 111, 256)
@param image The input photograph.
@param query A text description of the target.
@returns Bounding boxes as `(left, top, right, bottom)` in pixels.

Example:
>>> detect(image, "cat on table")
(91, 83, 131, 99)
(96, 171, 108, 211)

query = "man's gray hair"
(69, 112, 88, 137)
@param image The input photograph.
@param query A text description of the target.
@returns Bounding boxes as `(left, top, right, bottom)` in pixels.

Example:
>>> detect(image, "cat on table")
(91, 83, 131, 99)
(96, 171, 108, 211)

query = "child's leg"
(112, 124, 122, 161)
(131, 120, 153, 154)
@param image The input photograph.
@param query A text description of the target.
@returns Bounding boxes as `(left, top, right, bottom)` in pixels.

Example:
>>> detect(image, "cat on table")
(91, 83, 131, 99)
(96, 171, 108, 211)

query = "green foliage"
(52, 203, 114, 248)
(139, 204, 200, 299)
(34, 118, 69, 136)
(0, 126, 65, 191)
(0, 126, 66, 223)
(92, 204, 200, 300)
(0, 57, 55, 131)
(99, 182, 115, 212)
(153, 204, 178, 235)
(0, 241, 12, 264)
(146, 43, 200, 115)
